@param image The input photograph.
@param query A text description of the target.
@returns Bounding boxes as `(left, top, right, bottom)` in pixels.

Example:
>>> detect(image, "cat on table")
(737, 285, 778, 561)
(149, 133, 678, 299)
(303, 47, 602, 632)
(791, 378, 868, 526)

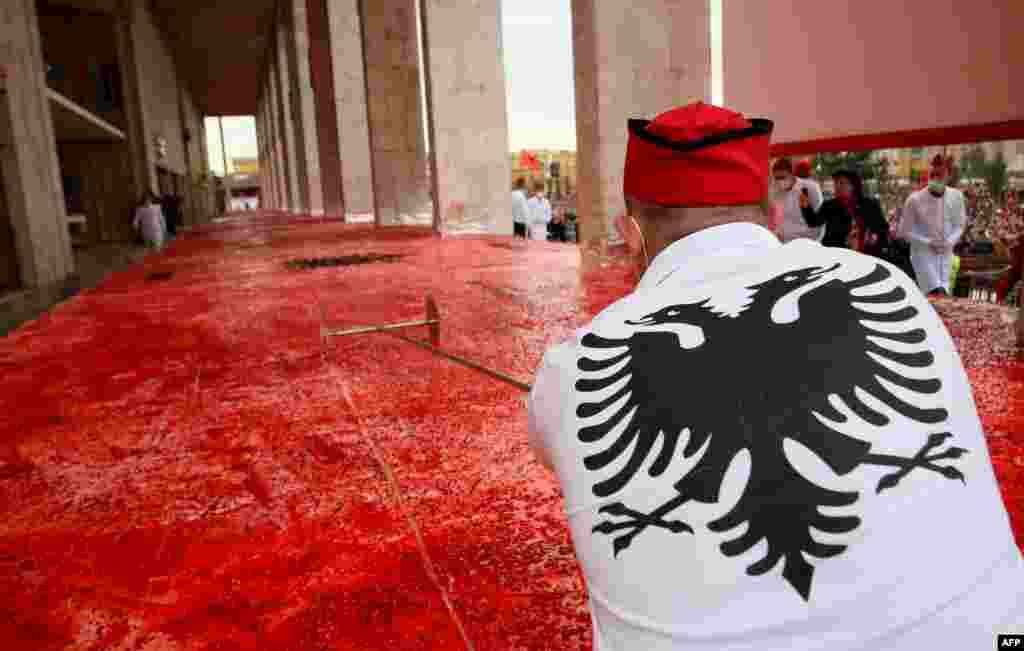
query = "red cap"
(794, 159, 813, 178)
(624, 102, 773, 208)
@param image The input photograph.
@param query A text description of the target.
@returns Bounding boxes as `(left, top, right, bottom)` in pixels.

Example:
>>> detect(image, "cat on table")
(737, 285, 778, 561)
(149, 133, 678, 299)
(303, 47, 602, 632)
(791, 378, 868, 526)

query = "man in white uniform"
(900, 155, 966, 296)
(526, 180, 552, 241)
(527, 102, 1023, 650)
(511, 177, 530, 238)
(771, 157, 823, 243)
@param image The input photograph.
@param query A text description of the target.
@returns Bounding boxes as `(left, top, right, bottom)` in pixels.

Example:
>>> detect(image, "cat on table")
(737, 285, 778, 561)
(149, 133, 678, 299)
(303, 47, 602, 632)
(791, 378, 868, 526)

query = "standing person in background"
(161, 192, 181, 238)
(133, 191, 167, 251)
(549, 205, 568, 242)
(771, 157, 823, 243)
(801, 169, 889, 255)
(527, 180, 552, 241)
(900, 155, 966, 296)
(794, 158, 814, 180)
(511, 177, 529, 238)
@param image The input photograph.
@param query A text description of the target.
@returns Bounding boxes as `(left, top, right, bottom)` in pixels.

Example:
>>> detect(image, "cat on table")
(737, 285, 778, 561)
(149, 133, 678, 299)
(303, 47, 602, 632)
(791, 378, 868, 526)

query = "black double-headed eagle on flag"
(575, 262, 969, 602)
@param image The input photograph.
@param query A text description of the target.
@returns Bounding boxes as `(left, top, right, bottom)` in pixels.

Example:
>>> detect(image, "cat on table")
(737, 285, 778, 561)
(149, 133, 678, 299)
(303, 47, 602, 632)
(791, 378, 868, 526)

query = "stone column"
(262, 77, 280, 210)
(420, 0, 512, 235)
(305, 0, 344, 217)
(283, 0, 323, 216)
(256, 102, 268, 209)
(362, 0, 431, 226)
(269, 38, 295, 213)
(0, 0, 74, 287)
(328, 0, 374, 219)
(114, 0, 153, 204)
(571, 0, 711, 252)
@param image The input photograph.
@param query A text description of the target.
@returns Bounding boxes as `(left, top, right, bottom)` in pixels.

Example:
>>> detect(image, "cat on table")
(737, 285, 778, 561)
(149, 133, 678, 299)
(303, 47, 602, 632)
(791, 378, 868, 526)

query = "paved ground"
(0, 211, 1020, 650)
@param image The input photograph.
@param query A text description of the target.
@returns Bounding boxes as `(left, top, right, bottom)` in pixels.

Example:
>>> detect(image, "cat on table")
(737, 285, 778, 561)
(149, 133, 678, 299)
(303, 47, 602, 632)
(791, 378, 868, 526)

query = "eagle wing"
(706, 262, 949, 601)
(772, 262, 948, 466)
(575, 325, 723, 499)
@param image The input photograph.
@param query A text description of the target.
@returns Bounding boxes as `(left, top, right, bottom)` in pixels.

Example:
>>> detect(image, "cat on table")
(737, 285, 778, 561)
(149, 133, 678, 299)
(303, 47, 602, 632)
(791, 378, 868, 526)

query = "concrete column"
(269, 39, 295, 213)
(571, 0, 711, 251)
(269, 71, 286, 211)
(283, 0, 323, 216)
(362, 0, 431, 226)
(420, 0, 512, 235)
(0, 0, 75, 287)
(259, 80, 276, 210)
(114, 0, 153, 201)
(306, 0, 344, 217)
(256, 103, 268, 209)
(327, 0, 374, 218)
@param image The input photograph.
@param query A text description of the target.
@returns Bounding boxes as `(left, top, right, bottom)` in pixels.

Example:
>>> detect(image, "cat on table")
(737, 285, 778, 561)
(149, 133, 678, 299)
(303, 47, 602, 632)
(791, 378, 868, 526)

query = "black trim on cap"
(628, 117, 774, 153)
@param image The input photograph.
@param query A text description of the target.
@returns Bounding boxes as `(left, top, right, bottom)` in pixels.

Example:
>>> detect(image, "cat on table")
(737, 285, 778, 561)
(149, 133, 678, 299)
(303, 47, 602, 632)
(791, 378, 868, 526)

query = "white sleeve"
(527, 348, 569, 473)
(809, 181, 824, 212)
(946, 193, 965, 247)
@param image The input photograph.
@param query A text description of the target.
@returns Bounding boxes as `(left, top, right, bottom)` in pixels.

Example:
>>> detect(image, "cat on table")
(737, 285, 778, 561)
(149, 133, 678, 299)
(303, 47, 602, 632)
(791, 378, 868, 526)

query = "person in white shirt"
(899, 155, 966, 296)
(771, 157, 823, 243)
(527, 102, 1023, 651)
(132, 191, 167, 250)
(526, 180, 552, 241)
(511, 177, 530, 238)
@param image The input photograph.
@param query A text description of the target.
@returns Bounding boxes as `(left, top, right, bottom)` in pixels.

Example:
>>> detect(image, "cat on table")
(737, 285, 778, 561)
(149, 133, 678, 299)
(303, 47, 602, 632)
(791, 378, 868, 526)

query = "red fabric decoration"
(519, 150, 541, 172)
(624, 102, 773, 208)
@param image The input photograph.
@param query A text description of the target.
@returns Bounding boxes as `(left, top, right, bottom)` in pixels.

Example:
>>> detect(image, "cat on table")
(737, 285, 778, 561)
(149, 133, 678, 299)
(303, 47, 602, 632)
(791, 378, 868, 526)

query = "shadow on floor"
(0, 241, 153, 336)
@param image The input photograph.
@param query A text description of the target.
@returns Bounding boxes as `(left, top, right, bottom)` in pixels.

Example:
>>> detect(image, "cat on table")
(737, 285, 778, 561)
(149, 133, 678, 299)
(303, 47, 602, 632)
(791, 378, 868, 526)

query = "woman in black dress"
(801, 169, 889, 256)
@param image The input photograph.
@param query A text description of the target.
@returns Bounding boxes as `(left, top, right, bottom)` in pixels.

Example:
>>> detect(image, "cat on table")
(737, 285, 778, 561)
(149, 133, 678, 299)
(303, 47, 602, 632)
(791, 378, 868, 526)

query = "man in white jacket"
(899, 155, 966, 296)
(527, 102, 1023, 650)
(512, 177, 530, 238)
(526, 180, 552, 241)
(771, 157, 823, 243)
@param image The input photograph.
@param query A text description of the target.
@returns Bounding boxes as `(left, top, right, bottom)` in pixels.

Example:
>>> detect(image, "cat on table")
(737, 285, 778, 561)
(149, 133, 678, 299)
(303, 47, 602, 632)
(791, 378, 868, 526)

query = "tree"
(984, 150, 1009, 201)
(960, 144, 987, 181)
(812, 151, 883, 185)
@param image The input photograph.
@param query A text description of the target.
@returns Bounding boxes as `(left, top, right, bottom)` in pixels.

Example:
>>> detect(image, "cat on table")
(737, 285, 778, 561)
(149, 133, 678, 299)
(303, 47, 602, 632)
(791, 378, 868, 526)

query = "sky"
(206, 0, 723, 174)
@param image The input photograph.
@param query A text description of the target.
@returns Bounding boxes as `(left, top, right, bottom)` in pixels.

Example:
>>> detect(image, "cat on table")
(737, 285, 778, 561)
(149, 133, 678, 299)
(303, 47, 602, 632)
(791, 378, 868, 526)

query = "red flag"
(519, 150, 541, 171)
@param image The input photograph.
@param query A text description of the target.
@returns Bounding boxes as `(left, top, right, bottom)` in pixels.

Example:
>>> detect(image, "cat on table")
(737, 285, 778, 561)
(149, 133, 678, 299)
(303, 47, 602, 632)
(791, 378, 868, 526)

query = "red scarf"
(839, 195, 867, 252)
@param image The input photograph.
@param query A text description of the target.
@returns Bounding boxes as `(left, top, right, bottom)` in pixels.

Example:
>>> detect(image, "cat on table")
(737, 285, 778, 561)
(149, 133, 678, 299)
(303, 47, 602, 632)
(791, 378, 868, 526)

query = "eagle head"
(624, 300, 711, 327)
(745, 263, 840, 302)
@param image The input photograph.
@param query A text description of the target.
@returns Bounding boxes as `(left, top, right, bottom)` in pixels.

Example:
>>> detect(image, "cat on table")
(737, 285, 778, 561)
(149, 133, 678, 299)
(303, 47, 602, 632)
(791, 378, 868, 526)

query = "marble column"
(362, 0, 431, 226)
(0, 0, 74, 287)
(571, 0, 711, 252)
(327, 0, 374, 219)
(420, 0, 512, 235)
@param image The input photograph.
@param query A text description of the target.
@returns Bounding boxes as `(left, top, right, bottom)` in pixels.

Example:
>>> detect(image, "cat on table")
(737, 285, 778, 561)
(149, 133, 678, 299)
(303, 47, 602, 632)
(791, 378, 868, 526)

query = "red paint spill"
(0, 212, 1019, 649)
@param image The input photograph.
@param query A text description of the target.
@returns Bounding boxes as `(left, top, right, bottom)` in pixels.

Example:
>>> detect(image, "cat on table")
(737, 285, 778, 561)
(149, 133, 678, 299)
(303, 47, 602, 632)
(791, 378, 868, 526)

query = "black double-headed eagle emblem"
(576, 262, 969, 601)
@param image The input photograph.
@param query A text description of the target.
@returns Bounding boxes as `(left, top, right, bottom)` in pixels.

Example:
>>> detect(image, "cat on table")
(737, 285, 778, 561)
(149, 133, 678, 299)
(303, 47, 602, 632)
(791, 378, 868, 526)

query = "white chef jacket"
(133, 203, 167, 249)
(528, 222, 1023, 651)
(773, 177, 824, 243)
(527, 195, 552, 240)
(512, 189, 530, 225)
(899, 188, 966, 293)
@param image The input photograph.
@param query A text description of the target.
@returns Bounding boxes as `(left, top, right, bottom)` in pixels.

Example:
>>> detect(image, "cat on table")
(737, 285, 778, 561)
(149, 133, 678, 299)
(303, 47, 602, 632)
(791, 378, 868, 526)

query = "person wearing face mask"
(771, 157, 823, 243)
(899, 155, 966, 296)
(799, 168, 889, 255)
(525, 102, 1023, 651)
